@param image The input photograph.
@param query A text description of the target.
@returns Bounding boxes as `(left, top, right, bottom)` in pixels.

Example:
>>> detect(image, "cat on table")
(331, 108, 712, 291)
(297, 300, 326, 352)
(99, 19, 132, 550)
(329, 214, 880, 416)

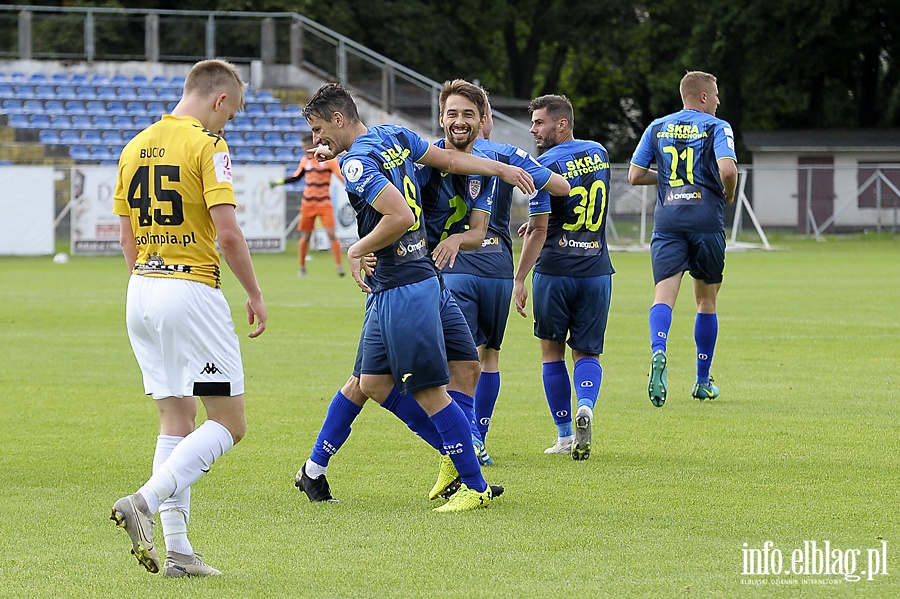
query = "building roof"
(743, 130, 900, 153)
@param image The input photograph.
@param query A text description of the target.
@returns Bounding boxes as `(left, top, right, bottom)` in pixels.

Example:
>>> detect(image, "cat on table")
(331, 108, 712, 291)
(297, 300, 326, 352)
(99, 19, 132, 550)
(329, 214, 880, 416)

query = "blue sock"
(694, 312, 718, 384)
(573, 357, 602, 411)
(649, 303, 673, 354)
(310, 391, 362, 467)
(542, 361, 572, 437)
(380, 386, 443, 451)
(448, 390, 479, 441)
(474, 371, 500, 441)
(430, 402, 486, 493)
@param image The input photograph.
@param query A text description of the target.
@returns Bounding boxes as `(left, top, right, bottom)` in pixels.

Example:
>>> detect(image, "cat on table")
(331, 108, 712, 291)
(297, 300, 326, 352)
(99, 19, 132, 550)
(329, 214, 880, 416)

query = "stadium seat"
(170, 75, 186, 87)
(150, 75, 168, 86)
(106, 101, 128, 116)
(125, 101, 148, 116)
(110, 74, 129, 85)
(70, 73, 88, 85)
(230, 118, 253, 132)
(29, 73, 48, 83)
(75, 85, 98, 99)
(254, 147, 277, 163)
(146, 101, 167, 116)
(84, 101, 106, 115)
(283, 132, 303, 146)
(60, 130, 81, 144)
(157, 88, 178, 101)
(14, 84, 35, 100)
(132, 74, 148, 85)
(44, 100, 65, 115)
(136, 86, 157, 99)
(133, 115, 154, 129)
(102, 130, 124, 144)
(0, 83, 14, 99)
(34, 85, 55, 99)
(283, 103, 303, 116)
(253, 116, 275, 131)
(50, 114, 73, 129)
(292, 117, 311, 133)
(264, 131, 284, 146)
(9, 72, 26, 82)
(244, 103, 266, 116)
(28, 114, 51, 129)
(55, 85, 77, 100)
(1, 99, 24, 113)
(93, 115, 114, 129)
(81, 131, 102, 145)
(23, 99, 45, 114)
(50, 73, 69, 84)
(64, 100, 87, 115)
(116, 87, 138, 101)
(89, 145, 114, 161)
(244, 131, 264, 145)
(69, 145, 91, 161)
(97, 86, 117, 100)
(39, 130, 61, 145)
(122, 130, 138, 143)
(274, 146, 296, 161)
(256, 89, 275, 102)
(89, 74, 109, 85)
(8, 114, 29, 128)
(113, 115, 134, 129)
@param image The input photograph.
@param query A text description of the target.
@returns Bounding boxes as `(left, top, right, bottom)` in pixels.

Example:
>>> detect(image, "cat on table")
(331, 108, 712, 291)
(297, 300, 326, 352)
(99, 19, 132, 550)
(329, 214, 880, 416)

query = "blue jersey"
(340, 124, 435, 293)
(417, 139, 495, 258)
(630, 108, 737, 232)
(529, 139, 615, 278)
(459, 138, 555, 279)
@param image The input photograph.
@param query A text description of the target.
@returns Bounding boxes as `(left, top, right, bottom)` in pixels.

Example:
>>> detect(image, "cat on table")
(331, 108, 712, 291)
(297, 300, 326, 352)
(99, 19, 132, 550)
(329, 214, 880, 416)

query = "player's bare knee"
(449, 360, 480, 396)
(341, 375, 369, 406)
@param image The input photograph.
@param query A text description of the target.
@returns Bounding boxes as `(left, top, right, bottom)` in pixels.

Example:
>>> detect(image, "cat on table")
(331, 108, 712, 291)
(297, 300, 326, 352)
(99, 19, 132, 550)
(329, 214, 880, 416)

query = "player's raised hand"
(308, 144, 335, 161)
(499, 165, 535, 195)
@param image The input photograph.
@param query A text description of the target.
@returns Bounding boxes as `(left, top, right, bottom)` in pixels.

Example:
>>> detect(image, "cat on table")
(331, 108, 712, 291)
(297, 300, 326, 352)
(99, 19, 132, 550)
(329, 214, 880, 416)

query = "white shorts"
(125, 275, 245, 399)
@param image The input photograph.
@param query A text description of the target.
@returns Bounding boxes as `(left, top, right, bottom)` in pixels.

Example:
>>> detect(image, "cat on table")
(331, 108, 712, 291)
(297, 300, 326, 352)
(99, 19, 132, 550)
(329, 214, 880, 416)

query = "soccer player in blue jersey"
(443, 98, 570, 464)
(627, 71, 738, 407)
(514, 94, 614, 461)
(298, 82, 534, 511)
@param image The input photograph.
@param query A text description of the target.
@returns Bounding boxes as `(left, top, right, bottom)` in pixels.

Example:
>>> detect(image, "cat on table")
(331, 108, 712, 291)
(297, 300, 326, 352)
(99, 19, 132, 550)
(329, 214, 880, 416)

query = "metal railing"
(0, 4, 531, 140)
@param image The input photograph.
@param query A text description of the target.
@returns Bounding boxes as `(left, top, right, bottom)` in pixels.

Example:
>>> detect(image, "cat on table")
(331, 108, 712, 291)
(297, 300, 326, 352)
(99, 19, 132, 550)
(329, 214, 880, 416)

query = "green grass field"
(1, 234, 898, 598)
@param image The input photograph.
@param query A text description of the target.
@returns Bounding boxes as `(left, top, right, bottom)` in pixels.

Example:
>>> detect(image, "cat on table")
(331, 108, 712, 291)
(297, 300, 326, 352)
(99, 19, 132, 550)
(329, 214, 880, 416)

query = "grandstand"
(0, 70, 310, 166)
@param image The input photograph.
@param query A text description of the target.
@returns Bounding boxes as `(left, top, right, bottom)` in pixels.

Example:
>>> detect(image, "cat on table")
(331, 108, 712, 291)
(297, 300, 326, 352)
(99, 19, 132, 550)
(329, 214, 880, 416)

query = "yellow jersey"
(113, 114, 236, 288)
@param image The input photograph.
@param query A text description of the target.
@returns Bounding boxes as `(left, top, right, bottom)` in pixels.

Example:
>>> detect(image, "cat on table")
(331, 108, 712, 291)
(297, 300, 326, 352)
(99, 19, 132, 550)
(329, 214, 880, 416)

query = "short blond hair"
(680, 71, 717, 101)
(183, 59, 245, 109)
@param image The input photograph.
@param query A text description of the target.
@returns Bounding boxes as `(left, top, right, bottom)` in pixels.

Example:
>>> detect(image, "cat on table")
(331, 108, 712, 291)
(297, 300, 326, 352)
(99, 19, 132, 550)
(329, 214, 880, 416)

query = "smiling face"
(530, 107, 562, 150)
(440, 93, 484, 151)
(306, 112, 345, 155)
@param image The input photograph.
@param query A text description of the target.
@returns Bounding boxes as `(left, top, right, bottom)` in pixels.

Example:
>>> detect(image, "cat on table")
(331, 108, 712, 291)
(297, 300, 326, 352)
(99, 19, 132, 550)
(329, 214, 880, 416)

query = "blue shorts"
(439, 284, 480, 362)
(352, 294, 375, 378)
(443, 273, 513, 351)
(360, 278, 450, 395)
(532, 272, 612, 355)
(650, 230, 726, 284)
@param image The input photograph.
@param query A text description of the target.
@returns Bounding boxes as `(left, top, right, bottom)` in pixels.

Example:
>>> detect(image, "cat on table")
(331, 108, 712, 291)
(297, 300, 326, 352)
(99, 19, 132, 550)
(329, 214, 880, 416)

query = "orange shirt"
(291, 157, 344, 202)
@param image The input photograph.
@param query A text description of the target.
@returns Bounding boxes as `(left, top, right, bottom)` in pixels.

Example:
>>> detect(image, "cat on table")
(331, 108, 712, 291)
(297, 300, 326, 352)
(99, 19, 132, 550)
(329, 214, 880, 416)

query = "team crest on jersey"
(146, 252, 165, 268)
(468, 179, 481, 200)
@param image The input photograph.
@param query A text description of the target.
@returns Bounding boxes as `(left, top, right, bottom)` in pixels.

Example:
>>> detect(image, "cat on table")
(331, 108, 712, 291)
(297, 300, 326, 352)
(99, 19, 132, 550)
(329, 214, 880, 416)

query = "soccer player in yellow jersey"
(109, 59, 267, 578)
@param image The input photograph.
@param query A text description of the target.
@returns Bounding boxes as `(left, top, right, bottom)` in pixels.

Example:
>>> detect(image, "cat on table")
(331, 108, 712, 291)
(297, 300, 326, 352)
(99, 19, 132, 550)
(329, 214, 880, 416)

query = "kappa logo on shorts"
(200, 362, 220, 375)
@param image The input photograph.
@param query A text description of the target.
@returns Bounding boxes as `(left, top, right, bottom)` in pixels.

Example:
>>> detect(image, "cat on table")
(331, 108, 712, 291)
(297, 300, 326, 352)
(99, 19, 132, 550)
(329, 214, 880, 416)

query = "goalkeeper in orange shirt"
(271, 135, 346, 277)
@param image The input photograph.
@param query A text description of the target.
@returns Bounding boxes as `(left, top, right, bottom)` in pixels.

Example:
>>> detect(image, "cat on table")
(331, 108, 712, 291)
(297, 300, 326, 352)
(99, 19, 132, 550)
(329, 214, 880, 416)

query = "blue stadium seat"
(113, 115, 134, 129)
(71, 115, 93, 130)
(136, 86, 157, 99)
(14, 84, 35, 99)
(50, 114, 73, 129)
(273, 117, 292, 130)
(60, 130, 81, 144)
(70, 73, 88, 85)
(75, 85, 98, 99)
(244, 103, 265, 116)
(132, 74, 148, 86)
(55, 85, 77, 100)
(170, 75, 186, 87)
(283, 103, 303, 116)
(39, 130, 61, 145)
(244, 131, 264, 145)
(64, 100, 87, 115)
(116, 87, 138, 101)
(264, 131, 284, 146)
(150, 75, 168, 86)
(50, 73, 68, 84)
(253, 116, 275, 131)
(85, 101, 106, 115)
(28, 114, 51, 129)
(9, 72, 27, 83)
(146, 101, 167, 116)
(97, 86, 117, 100)
(110, 74, 129, 85)
(133, 115, 154, 129)
(44, 100, 65, 115)
(23, 99, 45, 114)
(70, 145, 91, 161)
(264, 102, 285, 116)
(123, 130, 138, 143)
(274, 146, 296, 161)
(126, 101, 148, 116)
(89, 74, 109, 85)
(8, 114, 29, 128)
(292, 117, 311, 133)
(0, 83, 14, 99)
(256, 89, 275, 102)
(157, 88, 179, 101)
(283, 132, 303, 146)
(34, 85, 55, 99)
(93, 115, 114, 129)
(102, 130, 124, 144)
(106, 101, 128, 116)
(29, 73, 48, 83)
(81, 131, 102, 145)
(254, 147, 277, 163)
(230, 118, 253, 132)
(1, 99, 24, 113)
(90, 145, 114, 161)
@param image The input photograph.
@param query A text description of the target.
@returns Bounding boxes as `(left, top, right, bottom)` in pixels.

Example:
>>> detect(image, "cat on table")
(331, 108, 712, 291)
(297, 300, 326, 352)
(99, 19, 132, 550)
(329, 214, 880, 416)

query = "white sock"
(153, 435, 193, 555)
(139, 420, 234, 513)
(305, 459, 327, 479)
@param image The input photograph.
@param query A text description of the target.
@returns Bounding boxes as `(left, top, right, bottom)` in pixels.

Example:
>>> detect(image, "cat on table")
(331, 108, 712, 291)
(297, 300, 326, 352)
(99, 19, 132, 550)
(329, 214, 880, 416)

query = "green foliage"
(1, 234, 898, 596)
